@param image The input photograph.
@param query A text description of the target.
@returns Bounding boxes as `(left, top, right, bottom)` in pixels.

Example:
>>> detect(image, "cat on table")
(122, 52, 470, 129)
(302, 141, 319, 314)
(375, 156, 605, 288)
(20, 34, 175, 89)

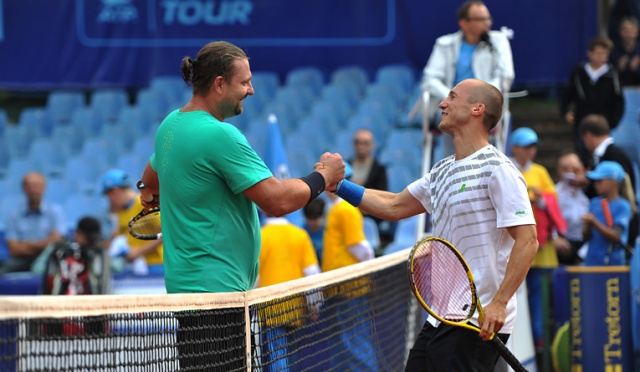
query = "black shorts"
(404, 321, 510, 372)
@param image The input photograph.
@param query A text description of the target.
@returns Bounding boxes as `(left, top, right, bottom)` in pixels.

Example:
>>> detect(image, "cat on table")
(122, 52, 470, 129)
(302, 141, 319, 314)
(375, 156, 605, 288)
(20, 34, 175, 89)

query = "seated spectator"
(560, 36, 625, 164)
(100, 169, 163, 275)
(302, 198, 326, 265)
(349, 129, 390, 243)
(0, 172, 66, 275)
(582, 161, 634, 265)
(610, 16, 640, 86)
(553, 150, 590, 265)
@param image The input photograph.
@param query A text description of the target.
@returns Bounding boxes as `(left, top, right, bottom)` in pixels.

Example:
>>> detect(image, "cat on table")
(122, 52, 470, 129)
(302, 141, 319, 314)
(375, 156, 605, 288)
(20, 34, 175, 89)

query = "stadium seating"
(363, 217, 381, 251)
(46, 90, 85, 126)
(90, 88, 129, 124)
(383, 216, 418, 254)
(285, 66, 326, 96)
(19, 107, 51, 137)
(330, 66, 369, 96)
(375, 64, 416, 93)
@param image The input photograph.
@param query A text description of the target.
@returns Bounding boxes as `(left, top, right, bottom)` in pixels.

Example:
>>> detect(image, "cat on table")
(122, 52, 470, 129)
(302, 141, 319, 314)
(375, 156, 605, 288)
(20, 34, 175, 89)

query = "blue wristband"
(334, 179, 365, 207)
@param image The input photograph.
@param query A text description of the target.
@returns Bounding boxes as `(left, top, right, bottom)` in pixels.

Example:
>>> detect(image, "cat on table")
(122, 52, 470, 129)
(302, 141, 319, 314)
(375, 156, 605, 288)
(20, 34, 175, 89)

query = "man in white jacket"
(422, 0, 514, 159)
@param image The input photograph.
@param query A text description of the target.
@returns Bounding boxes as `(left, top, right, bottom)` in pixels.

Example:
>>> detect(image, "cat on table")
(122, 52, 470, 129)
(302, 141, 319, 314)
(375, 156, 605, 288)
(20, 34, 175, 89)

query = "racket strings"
(412, 240, 475, 321)
(131, 213, 162, 236)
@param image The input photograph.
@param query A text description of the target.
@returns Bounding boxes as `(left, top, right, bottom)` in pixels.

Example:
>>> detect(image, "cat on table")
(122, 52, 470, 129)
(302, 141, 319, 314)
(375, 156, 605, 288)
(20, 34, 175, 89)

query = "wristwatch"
(136, 180, 145, 190)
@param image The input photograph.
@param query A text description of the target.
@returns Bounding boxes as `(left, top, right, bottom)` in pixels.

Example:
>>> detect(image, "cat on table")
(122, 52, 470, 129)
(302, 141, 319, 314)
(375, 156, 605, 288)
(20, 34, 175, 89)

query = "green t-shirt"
(150, 110, 272, 293)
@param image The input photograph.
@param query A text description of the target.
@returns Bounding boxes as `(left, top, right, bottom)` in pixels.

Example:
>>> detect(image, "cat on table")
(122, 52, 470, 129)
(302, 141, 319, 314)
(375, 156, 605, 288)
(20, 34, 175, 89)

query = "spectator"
(101, 169, 163, 275)
(322, 179, 378, 371)
(509, 127, 567, 354)
(610, 16, 640, 86)
(256, 213, 321, 370)
(302, 198, 326, 264)
(561, 36, 625, 164)
(349, 129, 389, 242)
(421, 0, 514, 160)
(553, 150, 590, 265)
(582, 161, 634, 265)
(0, 172, 65, 275)
(577, 114, 638, 249)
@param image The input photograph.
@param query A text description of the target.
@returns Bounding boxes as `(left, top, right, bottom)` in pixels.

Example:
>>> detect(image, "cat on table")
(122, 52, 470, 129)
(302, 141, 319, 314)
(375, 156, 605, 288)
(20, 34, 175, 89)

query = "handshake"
(313, 152, 347, 192)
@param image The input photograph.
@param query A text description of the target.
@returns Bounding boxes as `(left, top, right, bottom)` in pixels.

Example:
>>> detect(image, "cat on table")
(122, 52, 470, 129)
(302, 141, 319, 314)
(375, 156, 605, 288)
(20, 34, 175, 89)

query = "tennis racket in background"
(407, 237, 527, 372)
(128, 207, 162, 240)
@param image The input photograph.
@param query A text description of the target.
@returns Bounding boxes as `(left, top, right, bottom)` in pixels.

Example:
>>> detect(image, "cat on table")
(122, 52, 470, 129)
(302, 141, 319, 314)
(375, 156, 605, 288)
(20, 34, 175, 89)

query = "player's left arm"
(140, 161, 160, 208)
(479, 224, 537, 339)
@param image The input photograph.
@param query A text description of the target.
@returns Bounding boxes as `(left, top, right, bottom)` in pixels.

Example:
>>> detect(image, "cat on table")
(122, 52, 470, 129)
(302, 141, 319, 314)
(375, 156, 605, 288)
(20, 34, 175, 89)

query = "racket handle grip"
(491, 337, 527, 372)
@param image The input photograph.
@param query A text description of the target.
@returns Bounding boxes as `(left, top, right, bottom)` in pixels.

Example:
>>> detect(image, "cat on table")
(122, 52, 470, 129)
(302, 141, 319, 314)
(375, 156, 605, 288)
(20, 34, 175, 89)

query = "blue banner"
(0, 0, 597, 89)
(567, 266, 634, 371)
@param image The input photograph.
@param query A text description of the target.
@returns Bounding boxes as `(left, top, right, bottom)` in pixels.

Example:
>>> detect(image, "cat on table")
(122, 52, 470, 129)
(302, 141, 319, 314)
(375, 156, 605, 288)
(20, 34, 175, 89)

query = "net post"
(245, 292, 252, 370)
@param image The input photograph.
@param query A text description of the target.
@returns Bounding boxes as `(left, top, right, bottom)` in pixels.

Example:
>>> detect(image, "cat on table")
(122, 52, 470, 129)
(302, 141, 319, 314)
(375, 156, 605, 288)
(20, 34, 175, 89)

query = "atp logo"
(98, 0, 139, 23)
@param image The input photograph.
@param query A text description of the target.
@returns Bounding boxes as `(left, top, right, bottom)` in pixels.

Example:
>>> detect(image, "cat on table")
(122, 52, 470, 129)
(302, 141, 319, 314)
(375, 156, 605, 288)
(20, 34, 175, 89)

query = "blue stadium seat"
(46, 91, 85, 126)
(385, 164, 416, 193)
(71, 107, 104, 139)
(45, 178, 72, 205)
(375, 64, 416, 93)
(19, 107, 52, 137)
(380, 151, 421, 181)
(3, 158, 29, 186)
(51, 125, 86, 157)
(116, 105, 152, 137)
(137, 88, 174, 125)
(285, 66, 325, 96)
(240, 95, 264, 120)
(132, 134, 155, 158)
(386, 128, 424, 150)
(295, 116, 334, 149)
(0, 108, 7, 138)
(263, 103, 299, 132)
(286, 149, 316, 178)
(310, 100, 352, 128)
(332, 129, 355, 160)
(28, 137, 69, 178)
(3, 125, 32, 159)
(0, 143, 11, 179)
(149, 75, 189, 108)
(285, 130, 326, 160)
(364, 82, 406, 109)
(0, 194, 23, 231)
(321, 82, 362, 108)
(384, 216, 418, 254)
(63, 195, 106, 233)
(63, 154, 107, 195)
(90, 88, 129, 124)
(347, 113, 390, 147)
(363, 217, 381, 251)
(81, 136, 121, 169)
(116, 152, 148, 181)
(330, 66, 369, 95)
(356, 98, 398, 127)
(274, 85, 316, 114)
(251, 71, 281, 107)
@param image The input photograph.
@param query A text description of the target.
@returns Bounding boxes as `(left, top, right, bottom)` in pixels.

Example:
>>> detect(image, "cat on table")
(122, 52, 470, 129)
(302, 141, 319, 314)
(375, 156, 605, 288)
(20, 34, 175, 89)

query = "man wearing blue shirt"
(0, 172, 66, 275)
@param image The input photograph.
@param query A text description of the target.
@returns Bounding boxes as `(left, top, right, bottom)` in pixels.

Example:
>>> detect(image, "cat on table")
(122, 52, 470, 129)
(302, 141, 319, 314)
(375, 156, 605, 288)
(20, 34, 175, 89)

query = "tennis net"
(0, 249, 420, 371)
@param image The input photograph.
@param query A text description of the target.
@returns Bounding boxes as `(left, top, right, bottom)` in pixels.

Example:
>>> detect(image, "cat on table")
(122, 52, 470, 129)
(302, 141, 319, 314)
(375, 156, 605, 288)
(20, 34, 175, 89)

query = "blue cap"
(101, 169, 130, 193)
(510, 127, 539, 147)
(586, 161, 625, 183)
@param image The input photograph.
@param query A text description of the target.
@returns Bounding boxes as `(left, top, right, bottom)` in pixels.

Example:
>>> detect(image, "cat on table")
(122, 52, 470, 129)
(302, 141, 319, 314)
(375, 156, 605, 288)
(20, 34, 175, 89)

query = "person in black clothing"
(610, 16, 640, 86)
(577, 114, 638, 251)
(349, 129, 390, 244)
(561, 36, 625, 165)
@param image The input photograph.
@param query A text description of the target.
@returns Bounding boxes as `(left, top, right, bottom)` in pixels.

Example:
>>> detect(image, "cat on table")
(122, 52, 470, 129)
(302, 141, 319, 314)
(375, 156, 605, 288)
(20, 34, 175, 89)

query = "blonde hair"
(620, 173, 637, 214)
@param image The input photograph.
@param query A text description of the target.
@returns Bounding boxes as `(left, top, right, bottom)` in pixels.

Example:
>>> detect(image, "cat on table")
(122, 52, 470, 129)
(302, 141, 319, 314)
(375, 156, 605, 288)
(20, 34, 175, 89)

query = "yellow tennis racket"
(407, 237, 527, 372)
(128, 207, 162, 240)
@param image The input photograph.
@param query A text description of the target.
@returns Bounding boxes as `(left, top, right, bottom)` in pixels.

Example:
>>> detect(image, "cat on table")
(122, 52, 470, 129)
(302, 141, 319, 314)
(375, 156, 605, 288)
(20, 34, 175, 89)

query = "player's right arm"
(357, 188, 426, 222)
